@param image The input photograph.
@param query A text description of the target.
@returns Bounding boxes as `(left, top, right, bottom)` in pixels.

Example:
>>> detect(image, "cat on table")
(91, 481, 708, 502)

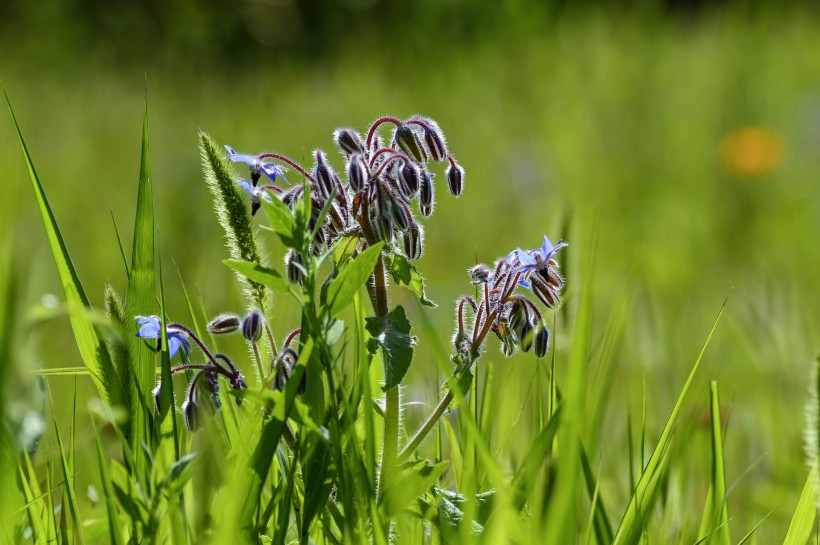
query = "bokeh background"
(2, 0, 819, 541)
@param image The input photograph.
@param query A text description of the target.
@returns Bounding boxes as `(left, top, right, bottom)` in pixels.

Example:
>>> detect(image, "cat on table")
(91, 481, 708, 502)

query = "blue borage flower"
(136, 315, 190, 359)
(506, 235, 567, 289)
(237, 178, 280, 216)
(225, 145, 291, 186)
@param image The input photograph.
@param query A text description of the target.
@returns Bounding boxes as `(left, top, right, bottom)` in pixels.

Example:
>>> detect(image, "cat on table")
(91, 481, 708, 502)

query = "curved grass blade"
(612, 299, 727, 545)
(782, 459, 817, 545)
(4, 88, 121, 406)
(707, 381, 731, 545)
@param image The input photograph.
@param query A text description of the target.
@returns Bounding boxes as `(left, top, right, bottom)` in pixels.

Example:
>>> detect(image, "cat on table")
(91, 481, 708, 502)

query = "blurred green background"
(2, 0, 819, 541)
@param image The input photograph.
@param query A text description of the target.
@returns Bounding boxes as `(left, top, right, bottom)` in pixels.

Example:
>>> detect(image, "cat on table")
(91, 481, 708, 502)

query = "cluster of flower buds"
(452, 235, 567, 363)
(226, 115, 463, 266)
(139, 315, 247, 432)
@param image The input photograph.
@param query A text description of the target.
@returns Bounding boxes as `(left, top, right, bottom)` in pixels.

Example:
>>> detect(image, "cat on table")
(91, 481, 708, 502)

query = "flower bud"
(419, 174, 434, 217)
(532, 276, 560, 309)
(501, 335, 516, 357)
(152, 379, 162, 414)
(313, 151, 336, 199)
(507, 301, 526, 335)
(397, 163, 421, 200)
(207, 313, 242, 335)
(542, 267, 564, 291)
(333, 128, 366, 156)
(285, 249, 305, 285)
(403, 223, 423, 260)
(347, 153, 368, 192)
(445, 161, 464, 197)
(372, 211, 394, 243)
(241, 310, 264, 343)
(534, 326, 551, 358)
(394, 124, 427, 163)
(421, 120, 448, 162)
(182, 400, 201, 432)
(517, 321, 534, 352)
(468, 264, 492, 284)
(328, 202, 346, 232)
(390, 198, 413, 231)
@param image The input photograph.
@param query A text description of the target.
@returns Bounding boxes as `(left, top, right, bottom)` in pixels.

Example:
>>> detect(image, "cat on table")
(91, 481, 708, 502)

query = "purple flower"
(506, 235, 567, 289)
(225, 145, 290, 186)
(237, 179, 275, 216)
(136, 316, 190, 359)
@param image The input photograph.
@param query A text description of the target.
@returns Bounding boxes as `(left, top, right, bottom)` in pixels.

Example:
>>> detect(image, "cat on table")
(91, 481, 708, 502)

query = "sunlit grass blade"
(125, 92, 158, 477)
(52, 414, 85, 544)
(93, 425, 125, 545)
(580, 443, 615, 545)
(17, 457, 48, 545)
(782, 460, 817, 545)
(542, 231, 593, 544)
(612, 299, 727, 545)
(511, 405, 562, 508)
(707, 381, 731, 545)
(4, 87, 121, 406)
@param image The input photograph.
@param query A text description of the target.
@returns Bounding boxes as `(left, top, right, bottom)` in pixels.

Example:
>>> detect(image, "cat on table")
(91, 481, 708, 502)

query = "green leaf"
(326, 242, 384, 316)
(93, 426, 125, 545)
(224, 259, 291, 294)
(512, 405, 562, 508)
(782, 460, 818, 545)
(5, 88, 120, 406)
(385, 254, 436, 307)
(366, 305, 417, 391)
(382, 459, 449, 518)
(260, 190, 299, 248)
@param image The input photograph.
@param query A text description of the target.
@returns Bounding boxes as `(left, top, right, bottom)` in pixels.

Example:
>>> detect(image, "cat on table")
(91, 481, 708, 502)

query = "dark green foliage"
(366, 305, 417, 391)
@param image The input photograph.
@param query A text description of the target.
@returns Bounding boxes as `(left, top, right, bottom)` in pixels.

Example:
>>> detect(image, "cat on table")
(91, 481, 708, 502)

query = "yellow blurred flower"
(720, 127, 784, 178)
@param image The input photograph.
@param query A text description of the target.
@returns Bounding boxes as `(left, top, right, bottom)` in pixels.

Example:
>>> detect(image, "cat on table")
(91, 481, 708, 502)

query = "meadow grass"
(1, 9, 819, 544)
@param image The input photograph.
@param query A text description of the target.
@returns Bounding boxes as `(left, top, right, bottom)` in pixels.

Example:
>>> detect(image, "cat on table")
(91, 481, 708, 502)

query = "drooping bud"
(397, 163, 421, 200)
(390, 197, 413, 231)
(419, 173, 434, 217)
(507, 301, 527, 336)
(445, 161, 464, 197)
(182, 399, 201, 432)
(313, 151, 336, 198)
(241, 310, 264, 343)
(203, 372, 222, 412)
(152, 379, 162, 414)
(531, 276, 561, 309)
(421, 120, 448, 162)
(207, 313, 242, 335)
(285, 249, 305, 285)
(347, 153, 368, 192)
(468, 264, 492, 284)
(501, 334, 516, 357)
(328, 202, 346, 232)
(394, 124, 427, 162)
(534, 326, 551, 358)
(517, 321, 535, 352)
(230, 373, 247, 406)
(403, 223, 423, 261)
(541, 266, 564, 291)
(371, 209, 394, 243)
(333, 128, 366, 156)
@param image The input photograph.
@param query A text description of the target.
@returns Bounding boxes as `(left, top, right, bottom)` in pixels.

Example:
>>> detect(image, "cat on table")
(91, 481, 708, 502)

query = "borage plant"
(8, 94, 570, 545)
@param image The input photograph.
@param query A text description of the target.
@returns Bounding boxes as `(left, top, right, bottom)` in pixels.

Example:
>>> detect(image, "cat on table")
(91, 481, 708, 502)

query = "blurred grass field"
(2, 4, 820, 542)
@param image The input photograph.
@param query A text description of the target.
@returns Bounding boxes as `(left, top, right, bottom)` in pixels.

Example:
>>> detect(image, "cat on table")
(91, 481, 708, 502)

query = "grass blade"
(782, 460, 817, 545)
(125, 93, 157, 477)
(612, 299, 727, 545)
(707, 381, 731, 545)
(93, 426, 125, 545)
(4, 87, 121, 406)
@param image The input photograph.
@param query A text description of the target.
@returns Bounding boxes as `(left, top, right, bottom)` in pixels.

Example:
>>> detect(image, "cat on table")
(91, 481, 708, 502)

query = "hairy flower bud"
(347, 153, 368, 192)
(333, 128, 366, 156)
(468, 264, 492, 284)
(182, 399, 201, 432)
(507, 301, 526, 336)
(397, 163, 421, 200)
(534, 326, 551, 358)
(285, 249, 305, 285)
(313, 151, 336, 198)
(532, 276, 561, 309)
(445, 161, 464, 197)
(390, 197, 413, 231)
(517, 321, 534, 352)
(422, 121, 448, 162)
(403, 223, 423, 260)
(241, 310, 264, 343)
(207, 313, 241, 335)
(419, 173, 434, 217)
(152, 379, 162, 414)
(394, 124, 427, 162)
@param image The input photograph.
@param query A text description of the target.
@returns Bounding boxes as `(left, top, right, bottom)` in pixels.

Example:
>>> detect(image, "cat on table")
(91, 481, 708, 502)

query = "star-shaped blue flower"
(136, 316, 190, 359)
(236, 179, 275, 215)
(506, 235, 567, 289)
(225, 145, 290, 185)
